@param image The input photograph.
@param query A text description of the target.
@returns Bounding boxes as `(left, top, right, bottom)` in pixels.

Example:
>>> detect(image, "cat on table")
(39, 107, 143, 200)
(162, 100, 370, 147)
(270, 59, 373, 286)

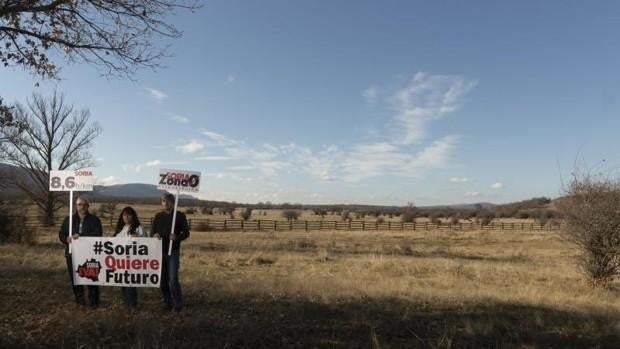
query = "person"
(151, 193, 190, 312)
(113, 206, 146, 310)
(58, 195, 103, 308)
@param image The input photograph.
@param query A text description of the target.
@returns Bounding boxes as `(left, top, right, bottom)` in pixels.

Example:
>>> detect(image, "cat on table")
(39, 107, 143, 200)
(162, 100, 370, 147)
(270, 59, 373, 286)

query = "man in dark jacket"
(58, 196, 103, 307)
(152, 193, 190, 312)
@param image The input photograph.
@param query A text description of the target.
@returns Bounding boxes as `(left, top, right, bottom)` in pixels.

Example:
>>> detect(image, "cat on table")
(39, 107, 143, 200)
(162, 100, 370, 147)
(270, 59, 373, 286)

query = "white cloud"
(145, 160, 162, 167)
(449, 177, 469, 183)
(227, 74, 236, 83)
(391, 72, 477, 144)
(363, 86, 377, 103)
(176, 140, 205, 154)
(465, 191, 482, 197)
(98, 176, 121, 186)
(145, 87, 168, 102)
(228, 165, 255, 171)
(491, 182, 504, 190)
(193, 156, 233, 161)
(202, 130, 237, 146)
(167, 113, 189, 124)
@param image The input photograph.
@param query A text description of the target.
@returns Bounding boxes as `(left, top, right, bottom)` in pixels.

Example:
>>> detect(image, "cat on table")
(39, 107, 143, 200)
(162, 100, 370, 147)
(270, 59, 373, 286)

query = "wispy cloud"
(145, 160, 162, 167)
(167, 113, 189, 124)
(391, 72, 477, 145)
(176, 140, 205, 154)
(491, 182, 504, 190)
(363, 86, 377, 103)
(145, 87, 168, 102)
(193, 156, 234, 161)
(227, 74, 236, 83)
(202, 130, 237, 146)
(466, 191, 482, 197)
(98, 176, 121, 186)
(449, 177, 469, 183)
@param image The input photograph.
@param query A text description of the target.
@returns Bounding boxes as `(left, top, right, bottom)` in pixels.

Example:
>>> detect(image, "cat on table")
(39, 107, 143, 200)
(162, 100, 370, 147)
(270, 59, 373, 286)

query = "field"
(1, 227, 619, 348)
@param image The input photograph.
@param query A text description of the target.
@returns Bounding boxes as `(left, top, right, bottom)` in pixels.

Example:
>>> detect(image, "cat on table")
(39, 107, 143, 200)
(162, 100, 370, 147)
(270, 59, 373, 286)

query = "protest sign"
(71, 237, 162, 287)
(49, 170, 95, 191)
(157, 168, 201, 193)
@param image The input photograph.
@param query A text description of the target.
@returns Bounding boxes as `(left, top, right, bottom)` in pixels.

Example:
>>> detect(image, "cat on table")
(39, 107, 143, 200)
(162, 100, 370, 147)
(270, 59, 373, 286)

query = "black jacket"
(58, 213, 103, 256)
(151, 210, 190, 251)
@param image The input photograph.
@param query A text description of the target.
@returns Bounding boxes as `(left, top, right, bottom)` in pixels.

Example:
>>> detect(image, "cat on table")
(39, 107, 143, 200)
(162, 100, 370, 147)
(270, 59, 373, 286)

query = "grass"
(1, 228, 619, 348)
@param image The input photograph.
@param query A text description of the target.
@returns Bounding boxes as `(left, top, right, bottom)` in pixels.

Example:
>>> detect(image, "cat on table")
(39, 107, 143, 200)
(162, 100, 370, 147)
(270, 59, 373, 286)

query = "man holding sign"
(152, 193, 190, 312)
(58, 196, 103, 308)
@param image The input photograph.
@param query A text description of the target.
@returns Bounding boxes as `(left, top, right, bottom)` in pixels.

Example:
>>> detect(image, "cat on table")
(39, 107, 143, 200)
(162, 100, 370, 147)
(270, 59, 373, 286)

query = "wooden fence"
(14, 216, 562, 232)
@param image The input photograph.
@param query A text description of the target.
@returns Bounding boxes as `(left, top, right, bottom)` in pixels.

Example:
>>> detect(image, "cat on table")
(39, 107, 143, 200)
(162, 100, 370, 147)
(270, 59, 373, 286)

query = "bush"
(282, 210, 300, 221)
(557, 174, 620, 287)
(201, 206, 213, 215)
(376, 217, 384, 224)
(241, 208, 252, 221)
(185, 207, 196, 215)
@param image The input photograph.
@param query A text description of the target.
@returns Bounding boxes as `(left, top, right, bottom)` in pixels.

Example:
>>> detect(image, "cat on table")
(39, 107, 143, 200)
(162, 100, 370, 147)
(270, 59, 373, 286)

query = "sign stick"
(168, 190, 180, 256)
(68, 190, 73, 254)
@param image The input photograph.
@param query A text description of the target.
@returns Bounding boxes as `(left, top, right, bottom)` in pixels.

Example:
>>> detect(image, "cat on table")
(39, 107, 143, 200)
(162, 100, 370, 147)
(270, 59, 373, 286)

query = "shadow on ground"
(0, 266, 618, 349)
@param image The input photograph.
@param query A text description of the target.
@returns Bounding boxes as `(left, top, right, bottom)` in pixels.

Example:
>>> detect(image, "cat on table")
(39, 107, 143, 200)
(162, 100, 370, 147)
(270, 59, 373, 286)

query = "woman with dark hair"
(114, 206, 146, 310)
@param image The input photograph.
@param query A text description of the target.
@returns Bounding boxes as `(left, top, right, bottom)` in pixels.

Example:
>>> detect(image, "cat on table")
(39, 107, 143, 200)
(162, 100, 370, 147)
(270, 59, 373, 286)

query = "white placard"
(157, 168, 201, 193)
(71, 237, 162, 287)
(49, 170, 95, 191)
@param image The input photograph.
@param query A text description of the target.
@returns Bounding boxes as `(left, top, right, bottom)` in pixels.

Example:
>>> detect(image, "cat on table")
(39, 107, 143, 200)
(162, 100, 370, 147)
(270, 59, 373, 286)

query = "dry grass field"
(1, 227, 619, 348)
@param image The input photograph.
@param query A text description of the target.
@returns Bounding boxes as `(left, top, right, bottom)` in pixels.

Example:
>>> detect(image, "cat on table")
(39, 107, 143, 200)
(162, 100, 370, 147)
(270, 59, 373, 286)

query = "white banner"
(71, 237, 162, 287)
(157, 168, 201, 193)
(49, 170, 95, 191)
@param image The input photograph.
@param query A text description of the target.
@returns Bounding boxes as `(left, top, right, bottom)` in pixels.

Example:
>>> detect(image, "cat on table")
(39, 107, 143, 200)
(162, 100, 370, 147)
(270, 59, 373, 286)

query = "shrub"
(376, 216, 384, 224)
(557, 173, 620, 287)
(282, 210, 300, 221)
(201, 206, 213, 215)
(241, 208, 252, 221)
(185, 207, 196, 215)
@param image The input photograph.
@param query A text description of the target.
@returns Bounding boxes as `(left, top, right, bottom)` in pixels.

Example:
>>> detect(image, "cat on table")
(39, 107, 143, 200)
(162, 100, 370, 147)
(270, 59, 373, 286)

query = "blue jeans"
(161, 249, 183, 310)
(121, 287, 137, 309)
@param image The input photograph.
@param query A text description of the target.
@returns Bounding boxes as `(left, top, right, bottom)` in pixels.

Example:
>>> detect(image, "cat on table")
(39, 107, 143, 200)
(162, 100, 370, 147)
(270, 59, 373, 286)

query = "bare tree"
(0, 91, 101, 224)
(557, 172, 620, 288)
(0, 0, 200, 78)
(0, 0, 200, 130)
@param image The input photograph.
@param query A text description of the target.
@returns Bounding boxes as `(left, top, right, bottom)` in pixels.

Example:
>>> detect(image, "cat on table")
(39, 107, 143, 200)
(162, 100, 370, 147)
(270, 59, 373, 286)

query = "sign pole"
(168, 190, 180, 256)
(68, 189, 73, 254)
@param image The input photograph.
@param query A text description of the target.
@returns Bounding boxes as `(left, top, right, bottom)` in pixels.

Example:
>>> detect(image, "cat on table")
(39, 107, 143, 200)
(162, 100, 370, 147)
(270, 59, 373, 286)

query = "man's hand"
(153, 233, 161, 240)
(72, 234, 80, 240)
(170, 234, 179, 241)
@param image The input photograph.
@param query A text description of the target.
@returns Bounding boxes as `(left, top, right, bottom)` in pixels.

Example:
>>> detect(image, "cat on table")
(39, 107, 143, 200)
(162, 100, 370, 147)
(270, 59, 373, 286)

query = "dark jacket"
(151, 210, 190, 251)
(58, 213, 103, 256)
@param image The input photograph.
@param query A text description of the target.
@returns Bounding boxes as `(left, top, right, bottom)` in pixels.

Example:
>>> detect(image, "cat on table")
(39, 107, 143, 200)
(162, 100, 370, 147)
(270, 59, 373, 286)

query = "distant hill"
(93, 183, 197, 200)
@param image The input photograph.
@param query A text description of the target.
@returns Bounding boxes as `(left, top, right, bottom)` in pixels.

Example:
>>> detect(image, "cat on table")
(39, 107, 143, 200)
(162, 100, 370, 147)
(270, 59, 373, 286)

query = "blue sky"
(3, 1, 620, 205)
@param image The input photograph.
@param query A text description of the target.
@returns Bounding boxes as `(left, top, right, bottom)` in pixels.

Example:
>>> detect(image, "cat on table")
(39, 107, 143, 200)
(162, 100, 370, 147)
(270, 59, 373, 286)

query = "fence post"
(241, 220, 244, 232)
(348, 220, 351, 230)
(224, 219, 227, 232)
(305, 220, 308, 231)
(362, 221, 365, 230)
(206, 218, 210, 231)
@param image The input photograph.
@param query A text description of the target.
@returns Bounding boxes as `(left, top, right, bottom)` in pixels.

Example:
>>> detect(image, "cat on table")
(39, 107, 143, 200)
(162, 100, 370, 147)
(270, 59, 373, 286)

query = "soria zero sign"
(157, 169, 201, 193)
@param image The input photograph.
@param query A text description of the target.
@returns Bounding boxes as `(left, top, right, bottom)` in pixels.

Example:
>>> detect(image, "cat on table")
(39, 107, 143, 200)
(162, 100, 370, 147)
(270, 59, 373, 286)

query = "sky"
(3, 1, 620, 206)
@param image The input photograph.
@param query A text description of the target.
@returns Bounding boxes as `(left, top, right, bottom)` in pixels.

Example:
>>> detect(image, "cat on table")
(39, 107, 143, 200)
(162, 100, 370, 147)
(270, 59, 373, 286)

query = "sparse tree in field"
(200, 206, 213, 215)
(557, 173, 620, 287)
(401, 202, 417, 223)
(98, 202, 117, 219)
(282, 209, 300, 221)
(0, 91, 101, 225)
(241, 208, 252, 221)
(340, 210, 350, 221)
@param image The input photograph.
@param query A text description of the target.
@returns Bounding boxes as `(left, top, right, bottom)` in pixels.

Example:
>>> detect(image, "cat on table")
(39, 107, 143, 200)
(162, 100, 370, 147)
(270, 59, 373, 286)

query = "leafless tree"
(0, 0, 200, 78)
(0, 91, 102, 224)
(557, 171, 620, 287)
(0, 0, 200, 131)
